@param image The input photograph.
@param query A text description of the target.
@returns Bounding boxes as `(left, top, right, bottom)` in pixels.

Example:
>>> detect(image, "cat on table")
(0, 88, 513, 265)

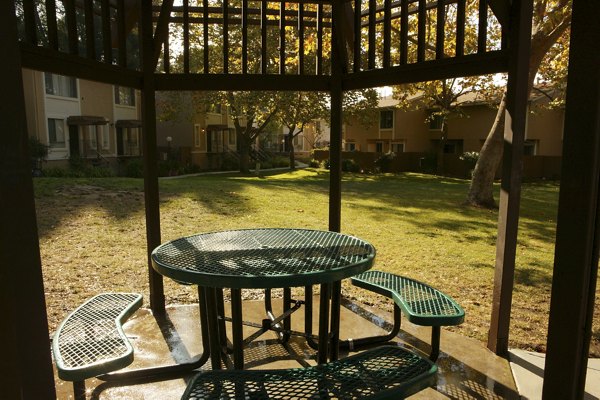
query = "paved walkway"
(509, 349, 600, 399)
(160, 162, 309, 180)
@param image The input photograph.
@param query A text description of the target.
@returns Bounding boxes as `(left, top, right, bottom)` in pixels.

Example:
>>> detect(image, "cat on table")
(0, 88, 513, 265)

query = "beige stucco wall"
(22, 69, 142, 164)
(527, 108, 564, 156)
(447, 104, 496, 152)
(345, 103, 564, 157)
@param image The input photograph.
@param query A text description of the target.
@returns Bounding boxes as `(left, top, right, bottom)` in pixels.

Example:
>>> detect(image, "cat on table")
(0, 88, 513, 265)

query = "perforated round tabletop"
(151, 228, 375, 289)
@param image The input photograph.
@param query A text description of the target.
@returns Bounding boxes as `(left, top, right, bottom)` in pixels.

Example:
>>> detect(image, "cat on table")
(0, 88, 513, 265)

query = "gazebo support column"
(0, 1, 56, 398)
(141, 0, 165, 313)
(487, 0, 532, 356)
(328, 0, 346, 233)
(543, 0, 600, 397)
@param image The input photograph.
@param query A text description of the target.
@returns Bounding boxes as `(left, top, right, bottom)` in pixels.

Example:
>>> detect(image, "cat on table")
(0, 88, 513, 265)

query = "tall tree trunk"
(466, 93, 507, 207)
(466, 4, 571, 208)
(287, 125, 296, 170)
(238, 130, 251, 173)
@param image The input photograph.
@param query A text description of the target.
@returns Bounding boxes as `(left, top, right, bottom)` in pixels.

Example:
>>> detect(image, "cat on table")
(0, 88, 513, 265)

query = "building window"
(88, 127, 97, 150)
(101, 126, 110, 150)
(208, 104, 222, 114)
(47, 118, 66, 148)
(346, 142, 356, 151)
(228, 129, 236, 146)
(524, 140, 538, 155)
(114, 86, 136, 106)
(429, 114, 444, 130)
(442, 139, 463, 154)
(376, 142, 384, 153)
(391, 142, 405, 153)
(380, 110, 394, 129)
(44, 73, 77, 98)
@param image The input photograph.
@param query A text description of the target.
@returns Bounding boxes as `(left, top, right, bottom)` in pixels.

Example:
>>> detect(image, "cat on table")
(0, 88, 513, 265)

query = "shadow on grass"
(514, 266, 553, 287)
(33, 171, 559, 253)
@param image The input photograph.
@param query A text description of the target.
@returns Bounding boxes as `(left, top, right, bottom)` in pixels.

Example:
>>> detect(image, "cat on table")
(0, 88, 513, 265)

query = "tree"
(278, 92, 328, 170)
(192, 91, 281, 173)
(467, 0, 571, 208)
(389, 0, 499, 175)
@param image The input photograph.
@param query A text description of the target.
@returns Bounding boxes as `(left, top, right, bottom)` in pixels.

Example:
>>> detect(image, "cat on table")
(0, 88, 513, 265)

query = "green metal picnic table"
(151, 228, 376, 369)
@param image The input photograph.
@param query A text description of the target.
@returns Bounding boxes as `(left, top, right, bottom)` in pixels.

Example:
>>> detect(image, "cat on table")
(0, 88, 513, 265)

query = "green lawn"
(34, 169, 599, 356)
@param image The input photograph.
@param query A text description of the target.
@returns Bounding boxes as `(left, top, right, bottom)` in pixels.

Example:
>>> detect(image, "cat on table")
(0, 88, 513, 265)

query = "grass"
(34, 169, 599, 356)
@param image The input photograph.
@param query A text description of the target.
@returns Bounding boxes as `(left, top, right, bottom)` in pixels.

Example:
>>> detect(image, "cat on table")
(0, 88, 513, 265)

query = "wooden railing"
(16, 0, 505, 78)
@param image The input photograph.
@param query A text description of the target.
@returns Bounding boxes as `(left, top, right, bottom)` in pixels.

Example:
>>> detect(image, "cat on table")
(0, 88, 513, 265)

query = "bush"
(309, 159, 321, 168)
(342, 158, 361, 173)
(69, 154, 87, 171)
(221, 154, 240, 171)
(460, 151, 480, 178)
(123, 158, 144, 178)
(29, 137, 48, 176)
(460, 151, 479, 168)
(42, 167, 69, 177)
(270, 156, 289, 168)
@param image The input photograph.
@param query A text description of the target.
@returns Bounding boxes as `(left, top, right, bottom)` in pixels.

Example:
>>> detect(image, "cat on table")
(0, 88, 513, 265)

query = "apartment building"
(344, 95, 564, 157)
(21, 69, 142, 169)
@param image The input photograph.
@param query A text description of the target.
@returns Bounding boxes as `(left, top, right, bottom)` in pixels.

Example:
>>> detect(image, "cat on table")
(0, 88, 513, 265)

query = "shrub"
(460, 151, 480, 178)
(342, 158, 361, 173)
(29, 137, 49, 176)
(123, 158, 144, 178)
(459, 151, 479, 167)
(270, 156, 290, 168)
(309, 159, 321, 168)
(221, 154, 240, 171)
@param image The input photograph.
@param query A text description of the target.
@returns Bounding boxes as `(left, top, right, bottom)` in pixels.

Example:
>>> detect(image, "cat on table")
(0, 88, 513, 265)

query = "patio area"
(4, 1, 600, 398)
(53, 296, 519, 399)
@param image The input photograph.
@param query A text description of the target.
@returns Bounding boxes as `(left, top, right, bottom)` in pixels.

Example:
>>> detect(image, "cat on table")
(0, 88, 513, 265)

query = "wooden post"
(543, 1, 600, 397)
(0, 1, 56, 398)
(487, 0, 532, 356)
(329, 0, 346, 233)
(141, 0, 165, 313)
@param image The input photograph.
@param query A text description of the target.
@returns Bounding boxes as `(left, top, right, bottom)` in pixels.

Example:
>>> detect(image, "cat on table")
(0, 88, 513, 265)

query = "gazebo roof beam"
(487, 0, 510, 27)
(153, 0, 174, 69)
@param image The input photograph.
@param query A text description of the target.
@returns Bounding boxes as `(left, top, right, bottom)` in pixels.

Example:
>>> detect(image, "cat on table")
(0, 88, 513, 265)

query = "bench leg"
(339, 304, 402, 350)
(430, 326, 441, 361)
(73, 380, 86, 400)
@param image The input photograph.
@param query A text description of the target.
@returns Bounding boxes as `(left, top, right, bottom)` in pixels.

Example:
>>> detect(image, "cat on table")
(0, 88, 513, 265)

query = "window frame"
(47, 118, 67, 149)
(114, 86, 136, 107)
(379, 109, 394, 130)
(44, 73, 78, 98)
(391, 142, 405, 153)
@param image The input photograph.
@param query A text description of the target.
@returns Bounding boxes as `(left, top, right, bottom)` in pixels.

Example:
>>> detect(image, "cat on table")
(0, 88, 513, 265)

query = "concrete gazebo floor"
(53, 296, 519, 399)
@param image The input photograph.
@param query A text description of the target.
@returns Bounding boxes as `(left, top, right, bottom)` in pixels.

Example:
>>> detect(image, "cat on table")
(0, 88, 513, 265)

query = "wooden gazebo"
(1, 0, 597, 398)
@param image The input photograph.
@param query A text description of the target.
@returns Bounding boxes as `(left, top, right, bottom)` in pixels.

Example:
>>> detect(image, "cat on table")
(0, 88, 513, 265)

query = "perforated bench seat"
(350, 271, 465, 361)
(181, 345, 437, 400)
(52, 293, 142, 400)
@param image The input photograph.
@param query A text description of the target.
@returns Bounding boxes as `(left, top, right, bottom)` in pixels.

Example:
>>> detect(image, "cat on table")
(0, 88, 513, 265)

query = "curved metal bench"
(348, 270, 465, 361)
(181, 345, 436, 399)
(52, 293, 142, 400)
